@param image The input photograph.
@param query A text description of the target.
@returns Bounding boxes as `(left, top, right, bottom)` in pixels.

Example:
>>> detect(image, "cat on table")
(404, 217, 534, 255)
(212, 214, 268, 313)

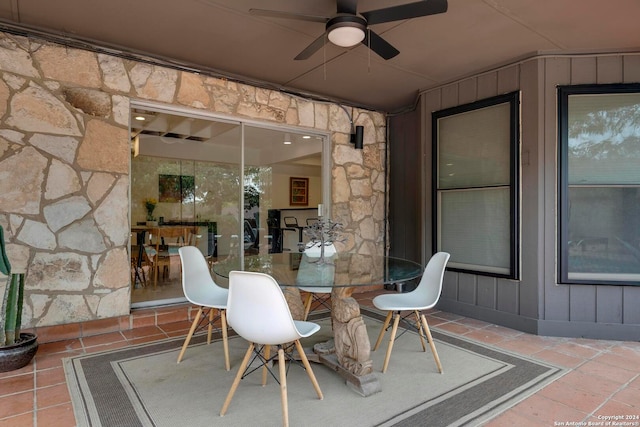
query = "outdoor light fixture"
(350, 125, 364, 149)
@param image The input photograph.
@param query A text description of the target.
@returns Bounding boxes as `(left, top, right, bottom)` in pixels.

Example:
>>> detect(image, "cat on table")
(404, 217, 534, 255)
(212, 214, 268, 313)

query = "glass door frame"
(129, 100, 331, 307)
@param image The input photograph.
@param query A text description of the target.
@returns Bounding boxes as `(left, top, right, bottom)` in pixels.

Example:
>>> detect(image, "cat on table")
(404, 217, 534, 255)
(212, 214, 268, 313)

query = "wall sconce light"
(350, 125, 364, 149)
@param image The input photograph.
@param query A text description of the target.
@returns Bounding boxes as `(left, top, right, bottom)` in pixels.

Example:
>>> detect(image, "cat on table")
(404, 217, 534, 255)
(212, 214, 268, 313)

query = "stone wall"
(0, 31, 387, 327)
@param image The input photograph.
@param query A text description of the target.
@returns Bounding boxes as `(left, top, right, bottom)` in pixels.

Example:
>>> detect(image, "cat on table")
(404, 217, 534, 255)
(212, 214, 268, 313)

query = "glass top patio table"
(212, 252, 422, 288)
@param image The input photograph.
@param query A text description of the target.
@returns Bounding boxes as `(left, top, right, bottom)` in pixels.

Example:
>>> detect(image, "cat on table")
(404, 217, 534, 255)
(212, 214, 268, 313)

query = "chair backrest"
(303, 242, 337, 257)
(186, 226, 200, 246)
(178, 246, 225, 305)
(283, 216, 298, 227)
(227, 271, 302, 345)
(414, 252, 450, 308)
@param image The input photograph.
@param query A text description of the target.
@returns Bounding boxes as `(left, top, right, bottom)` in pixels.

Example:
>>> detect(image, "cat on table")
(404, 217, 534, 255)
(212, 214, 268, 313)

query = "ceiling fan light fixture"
(328, 26, 364, 47)
(326, 16, 366, 48)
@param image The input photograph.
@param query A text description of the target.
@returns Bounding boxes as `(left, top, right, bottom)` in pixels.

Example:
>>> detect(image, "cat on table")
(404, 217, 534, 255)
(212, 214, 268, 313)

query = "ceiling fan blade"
(249, 8, 329, 23)
(336, 0, 358, 15)
(294, 33, 327, 60)
(362, 30, 400, 60)
(361, 0, 448, 25)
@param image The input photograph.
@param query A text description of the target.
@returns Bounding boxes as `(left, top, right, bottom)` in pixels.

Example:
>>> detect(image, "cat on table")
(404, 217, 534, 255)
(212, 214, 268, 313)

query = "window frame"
(557, 83, 640, 286)
(432, 91, 521, 279)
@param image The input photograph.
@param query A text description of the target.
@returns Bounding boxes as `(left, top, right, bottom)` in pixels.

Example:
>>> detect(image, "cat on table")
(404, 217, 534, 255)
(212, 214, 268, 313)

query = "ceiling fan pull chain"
(323, 33, 327, 81)
(368, 28, 371, 73)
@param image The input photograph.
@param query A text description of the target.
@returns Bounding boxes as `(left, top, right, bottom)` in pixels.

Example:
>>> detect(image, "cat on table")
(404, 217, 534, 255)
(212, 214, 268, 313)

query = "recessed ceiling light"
(283, 141, 292, 145)
(302, 135, 311, 139)
(134, 116, 146, 121)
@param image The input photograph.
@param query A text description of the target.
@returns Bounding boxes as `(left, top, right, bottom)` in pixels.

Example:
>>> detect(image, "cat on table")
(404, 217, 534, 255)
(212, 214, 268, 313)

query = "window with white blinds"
(432, 92, 520, 279)
(558, 84, 640, 285)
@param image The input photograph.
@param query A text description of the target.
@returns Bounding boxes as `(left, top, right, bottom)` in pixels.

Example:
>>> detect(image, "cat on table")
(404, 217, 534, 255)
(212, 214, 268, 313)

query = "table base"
(306, 339, 382, 397)
(317, 353, 381, 397)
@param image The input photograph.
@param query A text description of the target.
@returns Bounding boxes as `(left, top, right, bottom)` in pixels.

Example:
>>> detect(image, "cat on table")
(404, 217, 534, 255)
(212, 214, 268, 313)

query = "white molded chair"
(372, 252, 450, 374)
(176, 246, 230, 371)
(220, 271, 323, 427)
(298, 242, 336, 320)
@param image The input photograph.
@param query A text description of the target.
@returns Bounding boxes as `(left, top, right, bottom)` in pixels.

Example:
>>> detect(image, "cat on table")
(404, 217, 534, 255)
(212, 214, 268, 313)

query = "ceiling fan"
(250, 0, 448, 60)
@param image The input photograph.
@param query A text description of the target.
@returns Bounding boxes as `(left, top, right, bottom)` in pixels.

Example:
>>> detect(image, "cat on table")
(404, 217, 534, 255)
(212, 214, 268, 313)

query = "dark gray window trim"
(557, 83, 640, 286)
(431, 91, 520, 280)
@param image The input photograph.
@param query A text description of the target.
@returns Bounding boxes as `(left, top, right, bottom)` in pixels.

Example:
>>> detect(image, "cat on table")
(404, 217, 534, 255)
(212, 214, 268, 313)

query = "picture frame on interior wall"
(290, 177, 309, 206)
(158, 174, 195, 203)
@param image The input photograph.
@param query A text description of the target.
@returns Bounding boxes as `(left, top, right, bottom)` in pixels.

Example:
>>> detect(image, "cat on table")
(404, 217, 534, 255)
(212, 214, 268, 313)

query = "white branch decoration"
(303, 218, 345, 264)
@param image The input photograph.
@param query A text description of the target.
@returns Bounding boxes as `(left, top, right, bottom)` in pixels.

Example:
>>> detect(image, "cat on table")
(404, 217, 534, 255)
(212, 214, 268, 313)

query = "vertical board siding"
(389, 109, 422, 263)
(442, 273, 458, 300)
(622, 286, 640, 324)
(571, 57, 597, 84)
(477, 72, 499, 100)
(518, 59, 542, 320)
(569, 286, 597, 322)
(542, 57, 571, 322)
(596, 55, 624, 83)
(420, 52, 640, 337)
(596, 286, 624, 324)
(623, 55, 640, 82)
(458, 274, 477, 305)
(496, 279, 520, 314)
(477, 275, 497, 309)
(458, 78, 478, 105)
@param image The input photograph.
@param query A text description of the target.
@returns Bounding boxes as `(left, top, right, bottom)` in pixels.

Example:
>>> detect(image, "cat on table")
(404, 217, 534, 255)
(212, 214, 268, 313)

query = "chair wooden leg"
(262, 345, 271, 386)
(414, 310, 427, 351)
(278, 348, 289, 427)
(302, 293, 313, 321)
(420, 314, 443, 373)
(221, 309, 230, 371)
(207, 308, 214, 345)
(294, 340, 323, 400)
(221, 343, 254, 417)
(382, 313, 401, 373)
(177, 307, 203, 363)
(153, 263, 158, 288)
(373, 311, 393, 351)
(141, 267, 147, 287)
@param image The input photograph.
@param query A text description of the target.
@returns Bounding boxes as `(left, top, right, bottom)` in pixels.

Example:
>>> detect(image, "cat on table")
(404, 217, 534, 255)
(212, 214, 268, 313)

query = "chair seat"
(293, 320, 321, 337)
(372, 292, 435, 311)
(186, 288, 228, 310)
(298, 285, 332, 294)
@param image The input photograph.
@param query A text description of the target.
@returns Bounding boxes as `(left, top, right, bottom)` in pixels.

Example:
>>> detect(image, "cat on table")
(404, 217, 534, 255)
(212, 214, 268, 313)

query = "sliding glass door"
(129, 104, 326, 307)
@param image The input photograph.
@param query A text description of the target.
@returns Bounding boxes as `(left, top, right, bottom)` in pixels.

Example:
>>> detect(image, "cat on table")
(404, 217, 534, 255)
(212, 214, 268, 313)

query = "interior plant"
(143, 197, 157, 221)
(0, 224, 38, 371)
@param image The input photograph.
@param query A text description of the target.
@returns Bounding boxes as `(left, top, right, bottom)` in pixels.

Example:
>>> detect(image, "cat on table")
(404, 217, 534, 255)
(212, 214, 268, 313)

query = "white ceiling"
(1, 0, 639, 112)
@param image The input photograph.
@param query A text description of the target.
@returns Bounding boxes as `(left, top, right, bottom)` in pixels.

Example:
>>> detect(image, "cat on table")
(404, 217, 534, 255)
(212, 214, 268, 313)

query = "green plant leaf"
(0, 225, 11, 276)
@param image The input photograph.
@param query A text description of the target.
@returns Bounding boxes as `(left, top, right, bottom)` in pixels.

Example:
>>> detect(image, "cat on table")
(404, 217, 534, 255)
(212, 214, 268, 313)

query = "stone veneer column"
(0, 31, 387, 328)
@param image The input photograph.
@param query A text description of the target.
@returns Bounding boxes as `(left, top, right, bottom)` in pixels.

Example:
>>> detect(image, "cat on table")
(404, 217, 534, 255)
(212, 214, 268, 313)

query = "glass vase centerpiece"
(303, 218, 345, 265)
(143, 198, 157, 226)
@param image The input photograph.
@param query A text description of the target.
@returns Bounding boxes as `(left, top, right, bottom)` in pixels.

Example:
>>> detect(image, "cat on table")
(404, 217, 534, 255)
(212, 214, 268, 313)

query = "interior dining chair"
(176, 246, 230, 371)
(298, 242, 337, 320)
(220, 271, 323, 427)
(130, 230, 149, 287)
(372, 252, 450, 374)
(152, 226, 189, 287)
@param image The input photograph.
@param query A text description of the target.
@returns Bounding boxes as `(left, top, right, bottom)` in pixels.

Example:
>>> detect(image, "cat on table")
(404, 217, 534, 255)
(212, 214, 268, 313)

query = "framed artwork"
(290, 177, 309, 206)
(158, 174, 195, 203)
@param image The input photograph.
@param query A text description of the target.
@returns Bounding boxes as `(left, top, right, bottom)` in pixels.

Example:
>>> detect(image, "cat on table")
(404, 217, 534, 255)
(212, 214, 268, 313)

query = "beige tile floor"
(1, 290, 638, 427)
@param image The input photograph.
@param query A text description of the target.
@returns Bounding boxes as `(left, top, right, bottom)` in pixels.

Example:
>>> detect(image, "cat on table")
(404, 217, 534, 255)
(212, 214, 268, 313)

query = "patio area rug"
(64, 309, 564, 427)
